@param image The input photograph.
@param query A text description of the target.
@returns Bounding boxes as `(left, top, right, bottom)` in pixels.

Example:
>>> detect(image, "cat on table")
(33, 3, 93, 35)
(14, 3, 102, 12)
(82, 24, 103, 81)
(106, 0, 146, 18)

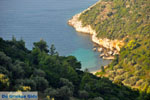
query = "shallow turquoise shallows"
(0, 0, 111, 71)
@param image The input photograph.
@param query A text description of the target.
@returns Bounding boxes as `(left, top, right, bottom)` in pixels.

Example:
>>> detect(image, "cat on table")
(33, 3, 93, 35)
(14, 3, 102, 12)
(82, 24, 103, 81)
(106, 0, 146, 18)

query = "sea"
(0, 0, 111, 71)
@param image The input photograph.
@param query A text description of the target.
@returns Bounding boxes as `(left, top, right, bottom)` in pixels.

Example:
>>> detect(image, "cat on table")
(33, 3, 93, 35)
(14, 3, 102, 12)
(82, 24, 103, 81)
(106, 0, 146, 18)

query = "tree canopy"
(0, 37, 149, 100)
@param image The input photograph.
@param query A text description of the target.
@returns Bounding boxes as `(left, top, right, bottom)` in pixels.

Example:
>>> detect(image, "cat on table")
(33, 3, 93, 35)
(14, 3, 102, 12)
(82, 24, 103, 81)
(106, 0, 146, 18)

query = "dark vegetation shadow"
(0, 37, 150, 100)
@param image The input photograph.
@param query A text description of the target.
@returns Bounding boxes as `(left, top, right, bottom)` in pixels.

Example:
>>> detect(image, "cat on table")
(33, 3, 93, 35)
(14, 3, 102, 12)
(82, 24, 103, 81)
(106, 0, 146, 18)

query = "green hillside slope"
(79, 0, 150, 39)
(79, 0, 150, 93)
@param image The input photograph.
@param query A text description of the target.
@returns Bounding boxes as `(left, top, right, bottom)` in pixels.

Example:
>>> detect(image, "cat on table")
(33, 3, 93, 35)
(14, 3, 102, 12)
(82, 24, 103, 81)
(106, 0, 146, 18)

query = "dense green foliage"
(81, 0, 150, 95)
(101, 36, 150, 94)
(79, 0, 150, 39)
(0, 37, 150, 100)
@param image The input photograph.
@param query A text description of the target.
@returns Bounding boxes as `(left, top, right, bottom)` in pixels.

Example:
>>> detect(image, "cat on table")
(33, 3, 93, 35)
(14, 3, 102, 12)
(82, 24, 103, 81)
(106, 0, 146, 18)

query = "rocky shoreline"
(68, 1, 124, 60)
(93, 46, 117, 60)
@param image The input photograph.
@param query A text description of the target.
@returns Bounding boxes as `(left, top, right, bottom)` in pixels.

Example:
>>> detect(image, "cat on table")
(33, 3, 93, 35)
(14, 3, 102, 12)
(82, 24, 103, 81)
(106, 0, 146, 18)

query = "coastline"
(90, 65, 108, 75)
(68, 0, 124, 60)
(90, 70, 101, 75)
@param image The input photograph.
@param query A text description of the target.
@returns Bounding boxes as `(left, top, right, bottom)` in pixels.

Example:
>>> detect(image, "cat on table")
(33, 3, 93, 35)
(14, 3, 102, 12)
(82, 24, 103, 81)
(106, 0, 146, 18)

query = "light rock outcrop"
(68, 13, 124, 52)
(68, 0, 124, 58)
(68, 13, 94, 34)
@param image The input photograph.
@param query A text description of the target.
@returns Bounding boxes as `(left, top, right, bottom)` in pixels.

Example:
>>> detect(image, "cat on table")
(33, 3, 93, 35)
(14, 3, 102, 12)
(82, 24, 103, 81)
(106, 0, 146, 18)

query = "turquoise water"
(0, 0, 111, 71)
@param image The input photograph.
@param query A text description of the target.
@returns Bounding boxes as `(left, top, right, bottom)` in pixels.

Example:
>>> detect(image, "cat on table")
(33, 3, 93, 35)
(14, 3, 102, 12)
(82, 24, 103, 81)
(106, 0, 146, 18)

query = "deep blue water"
(0, 0, 111, 71)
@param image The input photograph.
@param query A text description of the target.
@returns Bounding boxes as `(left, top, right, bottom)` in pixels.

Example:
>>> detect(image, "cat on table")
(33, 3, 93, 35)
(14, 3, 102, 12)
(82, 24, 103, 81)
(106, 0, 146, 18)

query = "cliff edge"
(68, 3, 124, 58)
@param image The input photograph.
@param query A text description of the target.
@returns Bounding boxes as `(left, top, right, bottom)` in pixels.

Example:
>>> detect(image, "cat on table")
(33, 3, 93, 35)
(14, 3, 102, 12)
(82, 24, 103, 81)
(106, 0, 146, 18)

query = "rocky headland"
(68, 1, 124, 59)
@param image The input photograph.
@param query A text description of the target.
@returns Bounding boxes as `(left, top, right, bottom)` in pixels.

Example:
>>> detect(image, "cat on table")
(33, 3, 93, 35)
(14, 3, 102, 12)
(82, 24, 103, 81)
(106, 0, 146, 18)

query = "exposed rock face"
(68, 13, 124, 53)
(68, 13, 94, 34)
(68, 0, 125, 59)
(98, 38, 124, 51)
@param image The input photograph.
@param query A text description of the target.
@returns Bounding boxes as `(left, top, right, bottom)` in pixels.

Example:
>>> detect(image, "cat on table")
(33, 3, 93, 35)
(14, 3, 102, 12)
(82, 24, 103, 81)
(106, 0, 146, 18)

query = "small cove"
(0, 0, 111, 71)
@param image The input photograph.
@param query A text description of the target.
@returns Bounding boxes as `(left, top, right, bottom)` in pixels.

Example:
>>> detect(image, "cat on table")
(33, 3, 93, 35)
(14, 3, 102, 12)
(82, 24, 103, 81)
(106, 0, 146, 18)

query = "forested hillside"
(79, 0, 150, 39)
(96, 36, 150, 93)
(79, 0, 150, 93)
(0, 37, 150, 100)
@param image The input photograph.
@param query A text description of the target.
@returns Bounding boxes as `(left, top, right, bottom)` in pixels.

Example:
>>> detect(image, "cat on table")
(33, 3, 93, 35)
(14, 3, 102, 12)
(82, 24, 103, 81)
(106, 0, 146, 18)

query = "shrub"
(122, 72, 132, 79)
(108, 71, 116, 78)
(134, 65, 142, 70)
(116, 69, 125, 75)
(129, 76, 139, 86)
(126, 40, 140, 50)
(135, 79, 144, 87)
(114, 75, 125, 83)
(134, 70, 145, 76)
(0, 73, 9, 89)
(122, 79, 130, 86)
(78, 90, 89, 99)
(114, 65, 123, 70)
(93, 97, 104, 100)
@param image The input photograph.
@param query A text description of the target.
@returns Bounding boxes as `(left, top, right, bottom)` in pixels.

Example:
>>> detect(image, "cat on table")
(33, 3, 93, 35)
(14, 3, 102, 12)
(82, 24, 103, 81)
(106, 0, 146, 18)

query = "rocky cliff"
(68, 13, 124, 54)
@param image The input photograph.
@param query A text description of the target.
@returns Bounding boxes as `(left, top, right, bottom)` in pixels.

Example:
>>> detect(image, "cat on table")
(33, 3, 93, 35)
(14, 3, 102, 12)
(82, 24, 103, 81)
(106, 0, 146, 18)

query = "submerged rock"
(93, 48, 97, 51)
(98, 48, 103, 52)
